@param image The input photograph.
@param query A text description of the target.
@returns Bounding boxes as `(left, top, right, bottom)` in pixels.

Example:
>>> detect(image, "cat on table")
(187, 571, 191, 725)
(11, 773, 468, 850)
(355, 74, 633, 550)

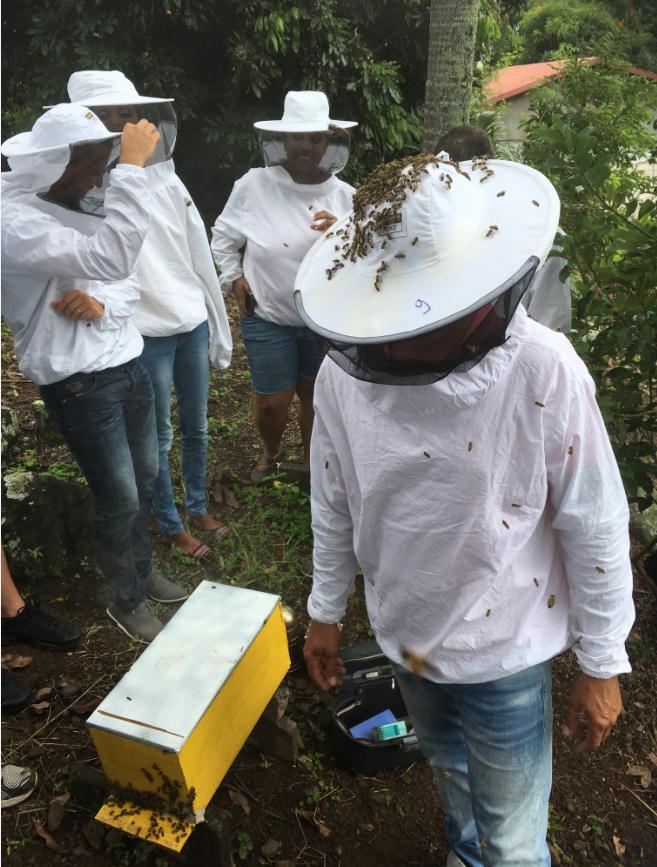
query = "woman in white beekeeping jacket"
(211, 92, 356, 484)
(63, 70, 233, 560)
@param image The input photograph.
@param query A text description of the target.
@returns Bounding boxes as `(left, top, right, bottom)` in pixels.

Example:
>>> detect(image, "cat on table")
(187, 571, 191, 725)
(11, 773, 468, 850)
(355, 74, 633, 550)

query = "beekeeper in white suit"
(64, 70, 233, 560)
(298, 154, 634, 867)
(1, 104, 188, 643)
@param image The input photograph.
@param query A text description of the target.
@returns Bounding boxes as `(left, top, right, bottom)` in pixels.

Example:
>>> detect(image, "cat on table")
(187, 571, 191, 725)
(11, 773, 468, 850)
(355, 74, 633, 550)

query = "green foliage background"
(523, 61, 657, 506)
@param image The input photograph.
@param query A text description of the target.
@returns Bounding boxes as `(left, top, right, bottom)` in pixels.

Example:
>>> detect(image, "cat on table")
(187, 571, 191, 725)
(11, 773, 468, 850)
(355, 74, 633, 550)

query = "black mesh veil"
(91, 103, 178, 164)
(259, 127, 351, 176)
(324, 258, 539, 386)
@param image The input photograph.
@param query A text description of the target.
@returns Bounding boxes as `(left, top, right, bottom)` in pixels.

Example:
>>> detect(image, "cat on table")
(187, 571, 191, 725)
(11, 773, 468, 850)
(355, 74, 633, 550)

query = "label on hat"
(376, 208, 408, 239)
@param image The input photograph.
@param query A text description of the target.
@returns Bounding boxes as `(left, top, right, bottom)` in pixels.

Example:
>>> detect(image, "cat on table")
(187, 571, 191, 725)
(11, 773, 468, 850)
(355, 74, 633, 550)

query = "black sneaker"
(1, 671, 34, 714)
(1, 765, 37, 807)
(2, 599, 81, 651)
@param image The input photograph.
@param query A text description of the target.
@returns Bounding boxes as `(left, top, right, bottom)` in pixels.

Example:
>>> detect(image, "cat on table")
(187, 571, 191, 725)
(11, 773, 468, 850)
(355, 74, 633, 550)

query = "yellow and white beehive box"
(87, 580, 290, 850)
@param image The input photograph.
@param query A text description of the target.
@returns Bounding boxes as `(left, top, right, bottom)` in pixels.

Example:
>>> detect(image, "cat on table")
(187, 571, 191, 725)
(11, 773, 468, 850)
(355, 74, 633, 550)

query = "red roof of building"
(485, 59, 657, 103)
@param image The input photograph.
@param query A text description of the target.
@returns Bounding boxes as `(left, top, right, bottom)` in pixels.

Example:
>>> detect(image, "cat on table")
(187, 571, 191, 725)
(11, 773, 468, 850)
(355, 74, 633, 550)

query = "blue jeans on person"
(395, 662, 552, 867)
(40, 359, 158, 612)
(139, 320, 210, 536)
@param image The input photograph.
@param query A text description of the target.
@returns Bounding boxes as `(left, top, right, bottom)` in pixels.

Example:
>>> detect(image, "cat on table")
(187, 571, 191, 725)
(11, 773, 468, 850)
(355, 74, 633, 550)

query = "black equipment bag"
(330, 640, 424, 773)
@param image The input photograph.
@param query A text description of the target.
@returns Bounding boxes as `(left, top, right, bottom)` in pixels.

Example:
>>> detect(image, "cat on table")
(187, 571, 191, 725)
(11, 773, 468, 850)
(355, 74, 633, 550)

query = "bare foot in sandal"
(188, 513, 230, 540)
(167, 530, 211, 559)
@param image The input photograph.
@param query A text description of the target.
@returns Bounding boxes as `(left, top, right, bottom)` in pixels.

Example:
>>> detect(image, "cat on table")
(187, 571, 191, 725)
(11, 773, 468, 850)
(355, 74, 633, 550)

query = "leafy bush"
(523, 61, 657, 507)
(518, 1, 626, 62)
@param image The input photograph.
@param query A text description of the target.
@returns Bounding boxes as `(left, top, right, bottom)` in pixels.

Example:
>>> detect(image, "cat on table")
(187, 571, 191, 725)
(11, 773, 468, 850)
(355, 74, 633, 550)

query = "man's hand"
(51, 290, 105, 321)
(118, 119, 160, 167)
(304, 621, 346, 691)
(232, 276, 254, 316)
(310, 210, 337, 232)
(564, 673, 622, 753)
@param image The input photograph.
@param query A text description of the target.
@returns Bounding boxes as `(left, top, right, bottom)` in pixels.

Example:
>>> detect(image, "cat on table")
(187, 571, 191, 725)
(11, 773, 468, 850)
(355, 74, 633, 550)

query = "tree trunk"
(423, 0, 481, 152)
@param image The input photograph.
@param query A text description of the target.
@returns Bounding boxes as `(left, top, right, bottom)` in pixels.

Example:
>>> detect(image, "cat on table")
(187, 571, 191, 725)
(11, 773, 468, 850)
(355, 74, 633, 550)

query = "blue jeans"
(395, 662, 552, 867)
(139, 320, 210, 535)
(40, 359, 158, 612)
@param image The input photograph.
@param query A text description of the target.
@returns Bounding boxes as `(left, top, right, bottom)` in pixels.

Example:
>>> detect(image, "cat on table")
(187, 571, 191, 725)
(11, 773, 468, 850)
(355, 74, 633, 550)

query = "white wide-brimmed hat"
(294, 156, 559, 343)
(1, 103, 118, 159)
(254, 91, 357, 133)
(63, 70, 173, 106)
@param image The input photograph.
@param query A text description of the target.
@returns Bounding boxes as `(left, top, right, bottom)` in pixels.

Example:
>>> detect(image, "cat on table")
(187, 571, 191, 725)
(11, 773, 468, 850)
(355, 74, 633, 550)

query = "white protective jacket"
(132, 161, 232, 369)
(211, 166, 355, 327)
(1, 164, 150, 386)
(308, 305, 634, 684)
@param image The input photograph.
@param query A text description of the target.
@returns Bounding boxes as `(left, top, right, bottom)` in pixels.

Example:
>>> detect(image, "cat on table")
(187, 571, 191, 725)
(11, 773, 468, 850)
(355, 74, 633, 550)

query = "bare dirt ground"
(2, 312, 656, 866)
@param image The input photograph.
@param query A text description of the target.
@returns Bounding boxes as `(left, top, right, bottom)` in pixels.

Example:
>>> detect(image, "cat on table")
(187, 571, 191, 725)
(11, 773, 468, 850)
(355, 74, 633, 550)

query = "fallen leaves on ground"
(228, 787, 251, 815)
(627, 764, 652, 788)
(2, 653, 33, 669)
(212, 474, 240, 508)
(296, 808, 332, 838)
(261, 837, 282, 859)
(47, 792, 71, 832)
(33, 817, 66, 852)
(68, 698, 99, 715)
(612, 834, 626, 856)
(30, 700, 51, 714)
(57, 678, 82, 699)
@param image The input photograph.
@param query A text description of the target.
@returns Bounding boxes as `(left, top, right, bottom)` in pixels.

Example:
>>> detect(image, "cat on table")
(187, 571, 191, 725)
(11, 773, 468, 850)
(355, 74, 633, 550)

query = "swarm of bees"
(322, 152, 500, 293)
(104, 763, 197, 845)
(324, 153, 471, 287)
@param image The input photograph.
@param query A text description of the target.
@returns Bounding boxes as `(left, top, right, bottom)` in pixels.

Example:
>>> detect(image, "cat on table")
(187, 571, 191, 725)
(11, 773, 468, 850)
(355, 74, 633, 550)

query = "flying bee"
(411, 237, 419, 245)
(486, 225, 499, 238)
(502, 520, 510, 529)
(534, 400, 545, 407)
(400, 646, 441, 679)
(532, 200, 540, 207)
(496, 190, 506, 197)
(394, 252, 406, 259)
(595, 566, 606, 574)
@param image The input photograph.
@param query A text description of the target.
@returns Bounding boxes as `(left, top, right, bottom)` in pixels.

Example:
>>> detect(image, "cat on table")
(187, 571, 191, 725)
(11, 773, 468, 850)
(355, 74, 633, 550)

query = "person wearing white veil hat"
(299, 155, 634, 866)
(63, 70, 233, 560)
(1, 105, 189, 643)
(211, 91, 356, 484)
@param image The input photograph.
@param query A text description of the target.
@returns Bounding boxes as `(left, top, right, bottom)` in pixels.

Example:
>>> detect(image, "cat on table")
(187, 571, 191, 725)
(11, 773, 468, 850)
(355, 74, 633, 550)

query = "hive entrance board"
(87, 581, 290, 850)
